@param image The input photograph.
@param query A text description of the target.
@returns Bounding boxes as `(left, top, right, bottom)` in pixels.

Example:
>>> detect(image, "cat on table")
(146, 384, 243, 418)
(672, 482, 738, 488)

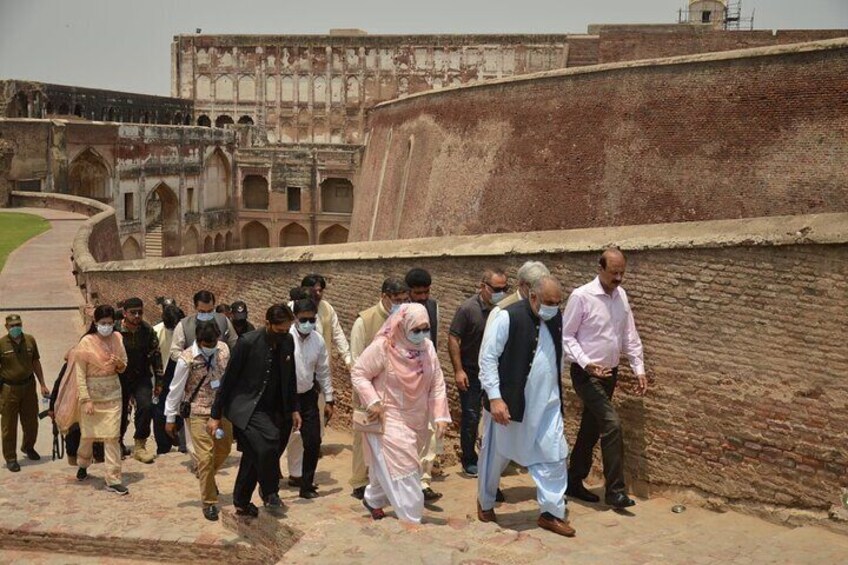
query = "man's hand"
(366, 401, 384, 424)
(324, 402, 334, 424)
(435, 421, 448, 440)
(292, 411, 302, 432)
(153, 385, 162, 398)
(586, 363, 613, 378)
(165, 422, 179, 440)
(455, 369, 469, 392)
(206, 418, 221, 437)
(40, 384, 50, 398)
(83, 400, 95, 415)
(635, 374, 648, 396)
(490, 399, 511, 426)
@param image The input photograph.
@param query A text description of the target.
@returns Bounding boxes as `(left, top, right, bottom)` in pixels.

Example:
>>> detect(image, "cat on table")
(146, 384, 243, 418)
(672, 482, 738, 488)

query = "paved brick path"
(1, 207, 847, 563)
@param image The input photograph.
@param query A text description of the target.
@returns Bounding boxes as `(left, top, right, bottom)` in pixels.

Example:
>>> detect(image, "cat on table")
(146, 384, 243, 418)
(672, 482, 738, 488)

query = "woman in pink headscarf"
(351, 303, 451, 523)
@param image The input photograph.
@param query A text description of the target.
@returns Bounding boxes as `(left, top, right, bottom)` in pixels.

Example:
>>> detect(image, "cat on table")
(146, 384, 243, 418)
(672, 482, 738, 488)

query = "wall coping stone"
(81, 212, 847, 273)
(10, 191, 117, 271)
(370, 37, 848, 112)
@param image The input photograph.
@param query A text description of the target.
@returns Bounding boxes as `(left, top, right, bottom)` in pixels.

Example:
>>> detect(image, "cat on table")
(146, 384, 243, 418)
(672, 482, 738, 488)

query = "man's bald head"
(598, 247, 627, 294)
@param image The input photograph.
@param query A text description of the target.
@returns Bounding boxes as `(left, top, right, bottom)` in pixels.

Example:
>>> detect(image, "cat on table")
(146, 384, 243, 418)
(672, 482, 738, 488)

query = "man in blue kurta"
(477, 275, 575, 537)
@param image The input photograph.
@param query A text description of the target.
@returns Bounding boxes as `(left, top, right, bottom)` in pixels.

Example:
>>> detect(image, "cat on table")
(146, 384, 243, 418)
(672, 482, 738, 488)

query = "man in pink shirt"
(561, 248, 648, 509)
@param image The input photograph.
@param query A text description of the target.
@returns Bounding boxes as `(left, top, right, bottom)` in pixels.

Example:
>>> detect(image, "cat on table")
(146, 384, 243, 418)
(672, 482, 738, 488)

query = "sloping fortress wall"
(54, 192, 848, 526)
(350, 38, 848, 241)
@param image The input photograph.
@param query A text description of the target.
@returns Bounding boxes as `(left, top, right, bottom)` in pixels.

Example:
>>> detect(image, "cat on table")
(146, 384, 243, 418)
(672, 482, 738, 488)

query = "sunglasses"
(484, 282, 510, 293)
(297, 317, 317, 324)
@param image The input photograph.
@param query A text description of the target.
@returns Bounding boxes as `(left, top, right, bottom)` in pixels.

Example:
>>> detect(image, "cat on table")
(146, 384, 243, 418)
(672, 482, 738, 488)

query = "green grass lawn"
(0, 212, 51, 273)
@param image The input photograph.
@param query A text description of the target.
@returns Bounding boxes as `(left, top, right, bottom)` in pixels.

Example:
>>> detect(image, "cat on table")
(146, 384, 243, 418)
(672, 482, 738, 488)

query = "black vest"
(423, 298, 439, 347)
(483, 300, 563, 423)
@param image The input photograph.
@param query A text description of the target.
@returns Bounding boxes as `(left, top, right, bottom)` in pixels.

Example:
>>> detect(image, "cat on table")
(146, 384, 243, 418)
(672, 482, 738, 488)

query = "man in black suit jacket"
(209, 304, 302, 516)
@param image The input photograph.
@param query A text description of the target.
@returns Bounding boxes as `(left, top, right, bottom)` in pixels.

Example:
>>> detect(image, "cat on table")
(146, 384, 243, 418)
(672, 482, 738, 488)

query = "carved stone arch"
(68, 148, 111, 199)
(318, 224, 349, 245)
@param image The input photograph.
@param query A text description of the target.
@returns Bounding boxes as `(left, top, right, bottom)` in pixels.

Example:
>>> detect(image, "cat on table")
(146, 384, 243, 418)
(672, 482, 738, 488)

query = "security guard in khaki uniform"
(0, 314, 50, 472)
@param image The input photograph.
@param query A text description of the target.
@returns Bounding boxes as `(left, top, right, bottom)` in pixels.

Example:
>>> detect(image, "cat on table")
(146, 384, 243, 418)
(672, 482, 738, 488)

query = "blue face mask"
(538, 304, 560, 321)
(297, 321, 315, 334)
(407, 331, 427, 345)
(8, 326, 23, 339)
(196, 312, 214, 322)
(491, 291, 506, 304)
(200, 345, 218, 358)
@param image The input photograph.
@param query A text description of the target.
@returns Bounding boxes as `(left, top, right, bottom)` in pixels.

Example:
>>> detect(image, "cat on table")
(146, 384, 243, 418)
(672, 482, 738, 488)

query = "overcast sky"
(1, 0, 846, 96)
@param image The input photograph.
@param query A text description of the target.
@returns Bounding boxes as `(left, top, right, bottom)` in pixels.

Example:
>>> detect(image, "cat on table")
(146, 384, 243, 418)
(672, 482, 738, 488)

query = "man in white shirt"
(561, 248, 648, 509)
(283, 298, 334, 499)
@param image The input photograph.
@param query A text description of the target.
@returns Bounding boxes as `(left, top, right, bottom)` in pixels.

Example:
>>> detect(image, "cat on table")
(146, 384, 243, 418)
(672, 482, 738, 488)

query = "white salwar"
(477, 309, 569, 519)
(364, 434, 425, 523)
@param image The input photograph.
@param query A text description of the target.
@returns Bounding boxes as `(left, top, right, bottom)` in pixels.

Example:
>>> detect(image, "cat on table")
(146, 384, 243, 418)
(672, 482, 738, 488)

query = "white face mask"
(96, 323, 114, 337)
(538, 304, 560, 321)
(196, 312, 214, 322)
(407, 330, 427, 345)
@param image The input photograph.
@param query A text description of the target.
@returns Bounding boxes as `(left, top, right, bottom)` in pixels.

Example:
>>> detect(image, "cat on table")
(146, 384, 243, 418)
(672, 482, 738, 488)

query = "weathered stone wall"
(0, 139, 13, 207)
(71, 213, 848, 523)
(172, 33, 576, 144)
(350, 39, 848, 241)
(591, 25, 848, 63)
(1, 80, 193, 124)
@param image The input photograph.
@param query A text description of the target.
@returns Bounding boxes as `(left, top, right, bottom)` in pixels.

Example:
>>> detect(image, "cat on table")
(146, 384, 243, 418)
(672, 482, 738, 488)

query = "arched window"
(280, 223, 310, 247)
(318, 224, 349, 245)
(241, 221, 269, 249)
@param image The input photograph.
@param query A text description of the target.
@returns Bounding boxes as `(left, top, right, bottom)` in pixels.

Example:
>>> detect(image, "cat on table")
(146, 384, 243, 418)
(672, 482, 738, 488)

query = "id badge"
(210, 379, 221, 390)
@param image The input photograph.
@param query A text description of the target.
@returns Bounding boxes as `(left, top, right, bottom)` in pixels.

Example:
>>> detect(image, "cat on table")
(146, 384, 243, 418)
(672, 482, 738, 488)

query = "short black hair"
(405, 268, 432, 289)
(162, 304, 183, 330)
(382, 277, 410, 295)
(293, 298, 317, 315)
(266, 303, 295, 324)
(196, 320, 221, 344)
(193, 290, 216, 307)
(123, 297, 143, 309)
(301, 274, 326, 289)
(289, 286, 309, 301)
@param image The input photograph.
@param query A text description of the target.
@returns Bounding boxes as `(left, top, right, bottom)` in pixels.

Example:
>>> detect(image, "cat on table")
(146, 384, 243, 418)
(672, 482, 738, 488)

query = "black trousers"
(568, 363, 626, 496)
(120, 374, 153, 442)
(152, 360, 186, 454)
(281, 387, 321, 492)
(233, 410, 292, 508)
(64, 425, 103, 460)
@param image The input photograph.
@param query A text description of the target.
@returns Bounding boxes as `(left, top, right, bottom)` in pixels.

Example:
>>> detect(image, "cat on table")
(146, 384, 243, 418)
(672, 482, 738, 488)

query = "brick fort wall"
(350, 39, 848, 242)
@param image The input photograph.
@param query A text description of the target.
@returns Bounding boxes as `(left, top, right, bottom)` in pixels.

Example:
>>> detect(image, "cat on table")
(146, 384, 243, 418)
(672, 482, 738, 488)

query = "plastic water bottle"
(214, 428, 225, 440)
(41, 397, 50, 410)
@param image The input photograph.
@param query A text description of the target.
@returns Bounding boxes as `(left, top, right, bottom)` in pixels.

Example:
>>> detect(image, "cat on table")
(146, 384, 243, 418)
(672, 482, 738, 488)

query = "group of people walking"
(0, 248, 648, 539)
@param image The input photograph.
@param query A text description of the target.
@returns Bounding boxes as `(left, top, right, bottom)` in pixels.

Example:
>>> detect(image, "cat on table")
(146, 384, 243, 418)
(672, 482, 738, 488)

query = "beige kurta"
(75, 332, 127, 440)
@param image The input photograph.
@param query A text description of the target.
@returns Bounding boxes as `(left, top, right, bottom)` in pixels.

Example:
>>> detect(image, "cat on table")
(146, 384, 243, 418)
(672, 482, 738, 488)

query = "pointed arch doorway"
(145, 183, 180, 257)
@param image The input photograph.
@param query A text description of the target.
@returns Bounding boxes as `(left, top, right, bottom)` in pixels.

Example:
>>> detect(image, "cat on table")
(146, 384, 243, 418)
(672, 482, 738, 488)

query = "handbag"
(180, 360, 211, 418)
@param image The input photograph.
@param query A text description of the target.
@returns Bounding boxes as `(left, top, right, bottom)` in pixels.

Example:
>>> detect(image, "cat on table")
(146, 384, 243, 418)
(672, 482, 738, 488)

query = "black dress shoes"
(299, 490, 319, 499)
(25, 448, 41, 461)
(605, 492, 636, 508)
(566, 482, 600, 503)
(235, 503, 259, 517)
(6, 460, 20, 472)
(351, 486, 366, 500)
(422, 487, 443, 501)
(203, 505, 220, 521)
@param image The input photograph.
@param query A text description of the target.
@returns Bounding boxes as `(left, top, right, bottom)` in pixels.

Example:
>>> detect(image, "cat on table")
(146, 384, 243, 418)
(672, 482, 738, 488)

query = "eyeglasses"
(409, 327, 430, 335)
(297, 317, 317, 324)
(484, 282, 510, 293)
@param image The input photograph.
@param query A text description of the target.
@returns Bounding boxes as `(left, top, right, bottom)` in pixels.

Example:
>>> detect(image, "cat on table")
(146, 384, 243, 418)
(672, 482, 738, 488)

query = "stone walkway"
(1, 206, 847, 563)
(0, 207, 88, 464)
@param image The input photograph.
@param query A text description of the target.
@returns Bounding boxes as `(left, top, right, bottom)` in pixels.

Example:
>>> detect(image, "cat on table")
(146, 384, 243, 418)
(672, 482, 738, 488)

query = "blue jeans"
(458, 369, 482, 468)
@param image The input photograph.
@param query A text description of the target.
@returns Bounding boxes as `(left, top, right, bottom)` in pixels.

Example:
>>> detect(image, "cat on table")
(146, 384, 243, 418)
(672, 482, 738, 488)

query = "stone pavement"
(1, 427, 848, 563)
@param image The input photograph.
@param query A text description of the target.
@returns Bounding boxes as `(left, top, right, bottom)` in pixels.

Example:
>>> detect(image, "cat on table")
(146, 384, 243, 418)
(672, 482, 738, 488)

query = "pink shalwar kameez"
(351, 304, 451, 523)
